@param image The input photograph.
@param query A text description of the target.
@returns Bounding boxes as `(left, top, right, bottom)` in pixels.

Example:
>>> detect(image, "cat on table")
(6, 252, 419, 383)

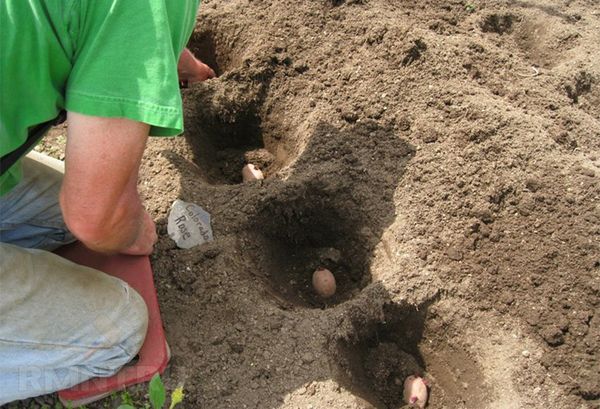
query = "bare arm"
(60, 112, 157, 255)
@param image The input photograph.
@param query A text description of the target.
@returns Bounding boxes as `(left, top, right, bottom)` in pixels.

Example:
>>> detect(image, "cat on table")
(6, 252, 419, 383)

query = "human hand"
(121, 211, 158, 256)
(178, 48, 216, 83)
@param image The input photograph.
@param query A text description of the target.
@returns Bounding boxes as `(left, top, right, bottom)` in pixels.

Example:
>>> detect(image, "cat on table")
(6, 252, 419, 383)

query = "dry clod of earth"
(23, 0, 600, 408)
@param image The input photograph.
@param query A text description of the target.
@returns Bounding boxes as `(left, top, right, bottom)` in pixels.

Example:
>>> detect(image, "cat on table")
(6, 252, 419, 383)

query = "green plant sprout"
(465, 3, 476, 12)
(117, 374, 184, 409)
(120, 390, 134, 407)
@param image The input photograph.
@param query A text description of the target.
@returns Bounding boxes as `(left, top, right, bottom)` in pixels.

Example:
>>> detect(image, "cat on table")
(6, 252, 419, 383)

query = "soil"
(7, 0, 600, 408)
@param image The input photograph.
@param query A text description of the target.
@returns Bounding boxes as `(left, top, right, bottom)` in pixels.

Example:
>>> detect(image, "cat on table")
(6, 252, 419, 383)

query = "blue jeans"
(0, 152, 148, 404)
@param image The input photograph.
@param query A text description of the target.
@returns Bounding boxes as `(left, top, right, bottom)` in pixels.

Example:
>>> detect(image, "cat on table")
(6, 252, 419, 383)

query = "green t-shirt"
(0, 0, 200, 195)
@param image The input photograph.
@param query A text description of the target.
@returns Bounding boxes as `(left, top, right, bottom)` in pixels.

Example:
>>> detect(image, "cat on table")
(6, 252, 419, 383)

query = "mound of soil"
(12, 0, 599, 408)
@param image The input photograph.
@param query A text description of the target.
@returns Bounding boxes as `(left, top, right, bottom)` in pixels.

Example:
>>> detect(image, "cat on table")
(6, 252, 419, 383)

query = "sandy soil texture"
(8, 0, 599, 408)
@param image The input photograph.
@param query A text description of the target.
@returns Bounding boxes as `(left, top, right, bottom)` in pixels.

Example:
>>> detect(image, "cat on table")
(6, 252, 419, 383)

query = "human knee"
(125, 286, 149, 355)
(116, 286, 148, 362)
(96, 285, 148, 375)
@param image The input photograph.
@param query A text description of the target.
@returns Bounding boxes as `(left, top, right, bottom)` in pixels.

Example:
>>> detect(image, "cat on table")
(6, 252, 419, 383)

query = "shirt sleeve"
(65, 0, 199, 136)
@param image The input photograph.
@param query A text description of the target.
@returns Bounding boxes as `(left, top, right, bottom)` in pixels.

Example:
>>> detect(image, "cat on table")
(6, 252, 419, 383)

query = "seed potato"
(312, 268, 336, 298)
(242, 163, 264, 182)
(403, 375, 429, 408)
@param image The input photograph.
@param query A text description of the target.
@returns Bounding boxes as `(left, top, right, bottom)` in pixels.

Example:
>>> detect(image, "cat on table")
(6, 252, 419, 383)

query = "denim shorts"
(0, 151, 148, 404)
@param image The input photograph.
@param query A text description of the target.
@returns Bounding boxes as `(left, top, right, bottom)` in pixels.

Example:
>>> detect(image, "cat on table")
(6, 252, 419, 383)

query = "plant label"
(167, 199, 213, 249)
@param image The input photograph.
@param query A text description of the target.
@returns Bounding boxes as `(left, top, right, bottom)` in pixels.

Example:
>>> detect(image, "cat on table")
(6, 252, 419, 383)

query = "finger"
(198, 63, 216, 80)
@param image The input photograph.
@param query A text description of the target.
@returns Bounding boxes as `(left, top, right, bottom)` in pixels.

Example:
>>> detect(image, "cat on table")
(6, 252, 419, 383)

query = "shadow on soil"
(173, 118, 415, 308)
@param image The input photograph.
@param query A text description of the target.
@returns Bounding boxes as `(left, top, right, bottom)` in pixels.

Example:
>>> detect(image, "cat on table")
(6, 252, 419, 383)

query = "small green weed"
(465, 3, 476, 12)
(117, 374, 184, 409)
(120, 390, 134, 407)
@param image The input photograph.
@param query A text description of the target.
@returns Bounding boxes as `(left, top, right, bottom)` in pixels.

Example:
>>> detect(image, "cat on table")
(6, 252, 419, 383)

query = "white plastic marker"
(167, 199, 213, 249)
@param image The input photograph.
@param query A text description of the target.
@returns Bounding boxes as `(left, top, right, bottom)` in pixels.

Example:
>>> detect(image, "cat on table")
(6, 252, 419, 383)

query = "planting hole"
(334, 302, 492, 408)
(182, 68, 285, 184)
(246, 182, 374, 308)
(184, 103, 273, 185)
(182, 22, 286, 184)
(480, 13, 516, 35)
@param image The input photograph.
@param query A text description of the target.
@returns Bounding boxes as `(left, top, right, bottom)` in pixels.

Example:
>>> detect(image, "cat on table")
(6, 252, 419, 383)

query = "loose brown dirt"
(10, 0, 600, 408)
